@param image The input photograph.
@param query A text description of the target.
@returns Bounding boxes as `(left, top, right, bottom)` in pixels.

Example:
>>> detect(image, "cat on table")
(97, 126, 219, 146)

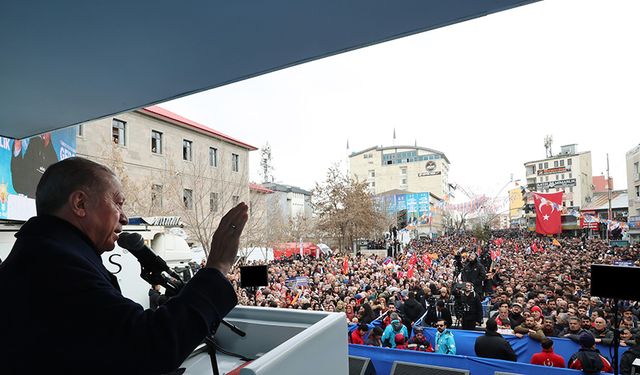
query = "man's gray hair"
(36, 157, 116, 215)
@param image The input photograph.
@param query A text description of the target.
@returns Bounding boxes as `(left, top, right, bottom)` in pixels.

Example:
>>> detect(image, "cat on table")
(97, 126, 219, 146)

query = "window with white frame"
(112, 119, 126, 145)
(232, 153, 239, 172)
(183, 140, 193, 161)
(183, 189, 193, 209)
(209, 147, 218, 167)
(151, 130, 162, 154)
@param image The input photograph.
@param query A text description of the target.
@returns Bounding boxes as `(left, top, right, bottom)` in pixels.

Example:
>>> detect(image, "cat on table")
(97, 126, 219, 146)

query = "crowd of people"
(220, 229, 640, 372)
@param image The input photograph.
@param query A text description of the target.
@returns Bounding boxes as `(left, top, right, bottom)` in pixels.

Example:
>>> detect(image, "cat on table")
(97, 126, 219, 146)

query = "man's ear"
(68, 190, 89, 217)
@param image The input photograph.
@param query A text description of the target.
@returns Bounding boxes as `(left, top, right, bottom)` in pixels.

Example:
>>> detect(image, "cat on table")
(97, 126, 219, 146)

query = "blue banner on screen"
(0, 127, 76, 220)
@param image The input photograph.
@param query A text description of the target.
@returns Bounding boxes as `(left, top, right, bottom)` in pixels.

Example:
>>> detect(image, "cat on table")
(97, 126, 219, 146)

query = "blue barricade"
(349, 344, 580, 375)
(421, 328, 626, 365)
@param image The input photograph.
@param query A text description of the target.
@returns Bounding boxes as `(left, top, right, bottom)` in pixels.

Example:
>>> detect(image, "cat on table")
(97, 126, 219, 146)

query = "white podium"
(181, 306, 348, 375)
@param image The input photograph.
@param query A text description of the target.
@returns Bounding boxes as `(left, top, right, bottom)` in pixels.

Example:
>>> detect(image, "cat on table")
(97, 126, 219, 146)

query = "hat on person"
(531, 305, 542, 314)
(579, 332, 596, 348)
(413, 326, 424, 334)
(512, 303, 522, 309)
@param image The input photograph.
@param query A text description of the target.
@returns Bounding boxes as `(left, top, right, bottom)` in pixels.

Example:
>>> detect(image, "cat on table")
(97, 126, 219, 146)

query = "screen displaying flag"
(534, 192, 563, 235)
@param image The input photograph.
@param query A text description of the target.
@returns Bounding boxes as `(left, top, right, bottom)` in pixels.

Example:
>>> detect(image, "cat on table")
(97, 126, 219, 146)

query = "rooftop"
(140, 106, 257, 151)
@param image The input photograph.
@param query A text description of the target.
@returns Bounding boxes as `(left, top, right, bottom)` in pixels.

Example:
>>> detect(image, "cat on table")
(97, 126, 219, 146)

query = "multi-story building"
(349, 145, 449, 235)
(261, 182, 312, 220)
(76, 106, 257, 245)
(349, 145, 451, 199)
(626, 144, 640, 243)
(523, 144, 593, 233)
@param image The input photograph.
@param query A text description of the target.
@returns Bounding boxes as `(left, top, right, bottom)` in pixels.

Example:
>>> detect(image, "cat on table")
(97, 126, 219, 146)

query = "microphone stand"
(137, 263, 249, 375)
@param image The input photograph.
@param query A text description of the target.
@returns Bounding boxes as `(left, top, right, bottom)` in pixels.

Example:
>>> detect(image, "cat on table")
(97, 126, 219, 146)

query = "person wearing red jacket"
(530, 339, 566, 368)
(350, 323, 369, 345)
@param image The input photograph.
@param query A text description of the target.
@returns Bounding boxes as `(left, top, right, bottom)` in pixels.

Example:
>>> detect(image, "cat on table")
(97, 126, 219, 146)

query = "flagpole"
(607, 153, 612, 241)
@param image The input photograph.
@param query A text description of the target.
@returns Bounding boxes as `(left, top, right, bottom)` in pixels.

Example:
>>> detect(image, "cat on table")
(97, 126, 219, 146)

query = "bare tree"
(312, 164, 385, 253)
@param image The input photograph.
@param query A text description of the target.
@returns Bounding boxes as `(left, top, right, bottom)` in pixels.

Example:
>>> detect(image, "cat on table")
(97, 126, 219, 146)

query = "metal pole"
(607, 154, 612, 241)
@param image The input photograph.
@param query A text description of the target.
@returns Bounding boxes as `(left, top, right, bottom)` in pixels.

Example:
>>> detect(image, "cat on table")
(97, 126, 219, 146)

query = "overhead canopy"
(0, 0, 539, 139)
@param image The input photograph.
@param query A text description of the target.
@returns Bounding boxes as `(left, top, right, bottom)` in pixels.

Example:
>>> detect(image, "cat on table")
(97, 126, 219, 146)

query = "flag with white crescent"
(534, 192, 563, 235)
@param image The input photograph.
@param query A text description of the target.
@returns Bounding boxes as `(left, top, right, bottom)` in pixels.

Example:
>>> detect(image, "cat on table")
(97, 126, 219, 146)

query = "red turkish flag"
(534, 192, 563, 235)
(407, 264, 415, 279)
(343, 256, 349, 274)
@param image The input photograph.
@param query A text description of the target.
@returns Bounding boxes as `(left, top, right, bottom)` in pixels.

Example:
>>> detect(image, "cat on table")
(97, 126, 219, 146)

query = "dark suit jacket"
(425, 308, 453, 328)
(0, 215, 237, 375)
(474, 331, 517, 361)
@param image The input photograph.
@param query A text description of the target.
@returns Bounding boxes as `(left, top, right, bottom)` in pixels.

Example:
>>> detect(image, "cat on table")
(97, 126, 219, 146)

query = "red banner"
(534, 192, 563, 235)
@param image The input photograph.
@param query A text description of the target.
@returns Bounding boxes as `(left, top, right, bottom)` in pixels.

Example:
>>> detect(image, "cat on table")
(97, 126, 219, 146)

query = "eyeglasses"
(436, 324, 445, 327)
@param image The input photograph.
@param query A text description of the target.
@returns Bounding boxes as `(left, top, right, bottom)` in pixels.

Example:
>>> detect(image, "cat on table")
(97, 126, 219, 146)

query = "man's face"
(526, 317, 535, 327)
(544, 319, 554, 330)
(582, 318, 592, 329)
(499, 303, 509, 314)
(569, 320, 580, 331)
(594, 318, 606, 330)
(83, 175, 127, 253)
(436, 321, 446, 333)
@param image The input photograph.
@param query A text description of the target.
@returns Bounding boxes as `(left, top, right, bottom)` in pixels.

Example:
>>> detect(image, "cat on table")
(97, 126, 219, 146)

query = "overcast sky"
(161, 0, 640, 203)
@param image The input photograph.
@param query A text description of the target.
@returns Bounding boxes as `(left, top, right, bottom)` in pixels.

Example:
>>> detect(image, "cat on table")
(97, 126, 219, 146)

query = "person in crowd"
(509, 303, 526, 328)
(560, 316, 589, 343)
(394, 333, 408, 350)
(0, 157, 247, 374)
(620, 342, 640, 375)
(407, 326, 433, 352)
(568, 333, 613, 373)
(381, 313, 408, 348)
(461, 281, 483, 331)
(530, 338, 566, 368)
(514, 315, 545, 342)
(426, 300, 453, 328)
(493, 302, 514, 334)
(474, 319, 517, 362)
(461, 252, 486, 296)
(148, 284, 168, 310)
(345, 304, 355, 322)
(542, 317, 559, 337)
(591, 317, 613, 345)
(582, 315, 594, 331)
(403, 292, 426, 335)
(531, 305, 544, 326)
(357, 302, 377, 325)
(365, 326, 383, 347)
(350, 323, 369, 345)
(435, 319, 456, 355)
(620, 328, 637, 347)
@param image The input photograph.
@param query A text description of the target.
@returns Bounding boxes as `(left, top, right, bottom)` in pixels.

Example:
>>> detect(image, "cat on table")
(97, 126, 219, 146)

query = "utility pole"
(606, 153, 612, 241)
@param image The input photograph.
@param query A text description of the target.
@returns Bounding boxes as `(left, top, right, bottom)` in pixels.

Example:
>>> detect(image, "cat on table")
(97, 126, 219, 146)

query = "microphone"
(117, 232, 172, 275)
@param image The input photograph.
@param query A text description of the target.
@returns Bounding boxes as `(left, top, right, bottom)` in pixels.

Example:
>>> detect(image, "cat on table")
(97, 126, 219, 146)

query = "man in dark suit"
(0, 157, 248, 375)
(474, 319, 517, 361)
(425, 300, 453, 328)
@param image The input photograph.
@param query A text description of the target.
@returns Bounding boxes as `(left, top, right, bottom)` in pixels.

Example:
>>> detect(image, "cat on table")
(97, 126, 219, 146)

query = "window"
(183, 189, 193, 209)
(151, 184, 163, 208)
(368, 170, 375, 178)
(561, 174, 565, 179)
(76, 124, 84, 137)
(569, 173, 572, 178)
(560, 159, 564, 166)
(570, 201, 573, 207)
(400, 168, 407, 175)
(209, 147, 218, 167)
(112, 119, 126, 145)
(554, 160, 559, 167)
(183, 140, 192, 161)
(151, 130, 162, 154)
(555, 175, 559, 180)
(538, 163, 543, 170)
(570, 187, 573, 193)
(636, 186, 640, 198)
(232, 153, 239, 172)
(544, 162, 548, 168)
(232, 195, 239, 205)
(567, 158, 572, 166)
(401, 178, 407, 185)
(210, 192, 219, 213)
(545, 176, 549, 181)
(634, 162, 639, 175)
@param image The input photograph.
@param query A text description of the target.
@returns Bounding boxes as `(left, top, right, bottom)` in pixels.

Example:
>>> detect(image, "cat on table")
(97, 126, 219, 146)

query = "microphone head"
(117, 232, 145, 251)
